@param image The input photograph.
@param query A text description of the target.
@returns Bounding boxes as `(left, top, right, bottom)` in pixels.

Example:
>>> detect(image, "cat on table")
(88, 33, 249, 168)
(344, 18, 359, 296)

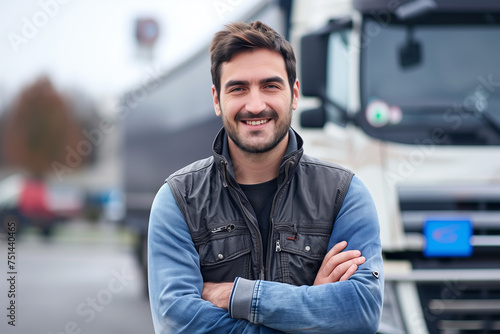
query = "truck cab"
(294, 0, 500, 333)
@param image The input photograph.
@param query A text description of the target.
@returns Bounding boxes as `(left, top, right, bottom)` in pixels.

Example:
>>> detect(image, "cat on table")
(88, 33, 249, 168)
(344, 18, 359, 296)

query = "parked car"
(0, 173, 84, 237)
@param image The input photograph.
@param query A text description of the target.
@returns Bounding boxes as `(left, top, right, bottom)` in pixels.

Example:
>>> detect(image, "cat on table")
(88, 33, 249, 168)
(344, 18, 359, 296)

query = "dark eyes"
(227, 84, 280, 93)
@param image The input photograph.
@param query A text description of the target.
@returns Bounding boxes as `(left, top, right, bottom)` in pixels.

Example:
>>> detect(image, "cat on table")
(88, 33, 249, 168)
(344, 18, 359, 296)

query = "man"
(148, 21, 383, 333)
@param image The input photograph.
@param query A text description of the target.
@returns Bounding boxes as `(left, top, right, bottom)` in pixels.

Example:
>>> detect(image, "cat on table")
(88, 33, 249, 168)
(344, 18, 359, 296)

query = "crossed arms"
(202, 240, 366, 309)
(148, 176, 384, 333)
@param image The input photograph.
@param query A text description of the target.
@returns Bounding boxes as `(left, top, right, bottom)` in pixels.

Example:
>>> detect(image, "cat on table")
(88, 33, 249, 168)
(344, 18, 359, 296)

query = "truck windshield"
(360, 14, 500, 145)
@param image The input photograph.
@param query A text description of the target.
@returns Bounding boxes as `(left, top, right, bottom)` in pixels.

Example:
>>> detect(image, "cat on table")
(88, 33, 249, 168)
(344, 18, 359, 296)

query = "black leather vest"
(167, 128, 353, 285)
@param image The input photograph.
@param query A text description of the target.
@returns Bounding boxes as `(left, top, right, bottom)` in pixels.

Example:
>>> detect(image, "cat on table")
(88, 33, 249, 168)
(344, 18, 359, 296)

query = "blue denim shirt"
(148, 175, 384, 333)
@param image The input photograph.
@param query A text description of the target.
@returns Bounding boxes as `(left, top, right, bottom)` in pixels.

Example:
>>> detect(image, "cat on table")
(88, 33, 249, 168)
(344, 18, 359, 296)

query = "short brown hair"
(209, 21, 296, 97)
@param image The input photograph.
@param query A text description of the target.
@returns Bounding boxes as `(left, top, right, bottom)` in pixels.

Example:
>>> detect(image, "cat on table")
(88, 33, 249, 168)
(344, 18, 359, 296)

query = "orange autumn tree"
(2, 77, 82, 178)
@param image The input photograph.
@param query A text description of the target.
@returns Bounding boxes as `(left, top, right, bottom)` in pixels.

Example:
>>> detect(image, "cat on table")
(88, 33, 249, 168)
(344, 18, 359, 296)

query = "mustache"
(234, 109, 278, 122)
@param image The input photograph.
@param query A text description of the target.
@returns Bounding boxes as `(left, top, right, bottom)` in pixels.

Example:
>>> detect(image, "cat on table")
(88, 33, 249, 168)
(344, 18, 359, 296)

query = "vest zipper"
(222, 161, 265, 280)
(191, 224, 243, 244)
(275, 223, 332, 236)
(233, 189, 265, 280)
(211, 224, 235, 233)
(265, 159, 295, 280)
(286, 224, 298, 241)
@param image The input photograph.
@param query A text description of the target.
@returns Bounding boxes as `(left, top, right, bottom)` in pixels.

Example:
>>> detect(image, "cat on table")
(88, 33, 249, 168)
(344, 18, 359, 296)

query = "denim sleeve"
(148, 183, 284, 334)
(229, 175, 384, 333)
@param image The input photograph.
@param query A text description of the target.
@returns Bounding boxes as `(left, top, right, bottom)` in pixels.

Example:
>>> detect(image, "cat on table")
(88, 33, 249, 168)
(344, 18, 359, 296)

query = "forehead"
(220, 49, 287, 83)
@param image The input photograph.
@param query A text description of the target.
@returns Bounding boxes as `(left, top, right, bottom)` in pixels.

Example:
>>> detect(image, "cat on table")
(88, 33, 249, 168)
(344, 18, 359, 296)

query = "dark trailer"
(121, 0, 291, 290)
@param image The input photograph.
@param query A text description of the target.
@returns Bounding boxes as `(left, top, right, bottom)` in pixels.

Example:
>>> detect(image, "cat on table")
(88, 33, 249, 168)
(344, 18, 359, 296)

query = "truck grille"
(397, 184, 500, 334)
(417, 282, 500, 334)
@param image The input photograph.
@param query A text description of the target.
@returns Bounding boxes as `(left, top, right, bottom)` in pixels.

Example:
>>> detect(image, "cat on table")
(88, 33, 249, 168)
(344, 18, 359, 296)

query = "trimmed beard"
(221, 106, 292, 154)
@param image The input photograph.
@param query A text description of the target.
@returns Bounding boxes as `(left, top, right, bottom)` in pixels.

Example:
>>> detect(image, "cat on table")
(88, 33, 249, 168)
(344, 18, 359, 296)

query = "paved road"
(0, 222, 155, 334)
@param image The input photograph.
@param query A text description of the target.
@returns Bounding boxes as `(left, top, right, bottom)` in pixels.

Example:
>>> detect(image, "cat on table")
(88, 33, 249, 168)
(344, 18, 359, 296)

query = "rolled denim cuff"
(229, 277, 256, 321)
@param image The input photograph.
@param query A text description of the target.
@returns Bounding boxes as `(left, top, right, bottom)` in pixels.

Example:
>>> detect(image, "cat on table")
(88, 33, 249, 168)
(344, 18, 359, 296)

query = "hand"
(314, 241, 365, 285)
(202, 282, 233, 310)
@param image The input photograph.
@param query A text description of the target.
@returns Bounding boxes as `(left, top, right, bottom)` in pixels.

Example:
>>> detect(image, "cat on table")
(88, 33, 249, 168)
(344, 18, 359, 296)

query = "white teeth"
(245, 119, 269, 125)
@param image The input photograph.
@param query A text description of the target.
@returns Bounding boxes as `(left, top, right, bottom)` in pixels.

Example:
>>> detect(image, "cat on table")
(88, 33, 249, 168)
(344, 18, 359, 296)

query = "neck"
(229, 134, 288, 185)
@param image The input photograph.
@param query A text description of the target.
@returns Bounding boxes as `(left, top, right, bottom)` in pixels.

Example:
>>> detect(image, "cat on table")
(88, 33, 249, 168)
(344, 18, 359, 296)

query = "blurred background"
(0, 1, 270, 333)
(2, 0, 500, 333)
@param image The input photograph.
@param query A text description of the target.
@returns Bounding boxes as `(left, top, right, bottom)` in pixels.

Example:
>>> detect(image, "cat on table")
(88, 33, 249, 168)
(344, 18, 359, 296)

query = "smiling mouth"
(244, 119, 270, 126)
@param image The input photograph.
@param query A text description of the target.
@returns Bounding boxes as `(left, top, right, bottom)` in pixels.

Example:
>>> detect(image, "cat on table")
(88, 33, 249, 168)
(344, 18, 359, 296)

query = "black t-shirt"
(239, 178, 278, 260)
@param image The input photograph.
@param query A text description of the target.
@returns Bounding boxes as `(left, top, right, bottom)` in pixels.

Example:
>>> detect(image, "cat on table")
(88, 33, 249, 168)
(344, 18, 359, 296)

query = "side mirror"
(300, 107, 326, 128)
(300, 33, 329, 98)
(300, 18, 352, 98)
(300, 19, 352, 129)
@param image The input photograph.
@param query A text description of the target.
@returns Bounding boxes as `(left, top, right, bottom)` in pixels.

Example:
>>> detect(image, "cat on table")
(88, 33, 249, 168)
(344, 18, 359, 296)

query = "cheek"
(275, 93, 293, 108)
(221, 100, 240, 117)
(272, 99, 291, 114)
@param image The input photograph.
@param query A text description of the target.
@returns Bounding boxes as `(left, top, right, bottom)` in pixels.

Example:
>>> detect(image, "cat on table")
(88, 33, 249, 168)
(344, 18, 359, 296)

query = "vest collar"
(212, 127, 304, 185)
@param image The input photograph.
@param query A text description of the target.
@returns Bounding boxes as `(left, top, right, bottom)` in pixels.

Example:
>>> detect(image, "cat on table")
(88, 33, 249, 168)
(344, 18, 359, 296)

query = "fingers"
(321, 242, 364, 277)
(324, 240, 348, 261)
(317, 241, 346, 276)
(327, 255, 365, 281)
(340, 264, 358, 281)
(316, 241, 347, 274)
(314, 241, 366, 285)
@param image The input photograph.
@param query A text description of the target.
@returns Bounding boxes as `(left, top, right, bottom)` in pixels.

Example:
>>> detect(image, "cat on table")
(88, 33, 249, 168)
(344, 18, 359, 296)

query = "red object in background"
(19, 178, 54, 220)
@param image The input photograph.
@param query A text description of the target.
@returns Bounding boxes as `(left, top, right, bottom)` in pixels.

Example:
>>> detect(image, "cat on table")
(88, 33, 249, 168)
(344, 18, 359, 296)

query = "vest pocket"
(198, 233, 252, 282)
(275, 225, 331, 285)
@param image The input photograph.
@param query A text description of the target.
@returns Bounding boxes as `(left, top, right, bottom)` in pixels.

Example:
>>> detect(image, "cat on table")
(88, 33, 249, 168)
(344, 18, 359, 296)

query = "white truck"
(123, 0, 500, 332)
(293, 0, 500, 333)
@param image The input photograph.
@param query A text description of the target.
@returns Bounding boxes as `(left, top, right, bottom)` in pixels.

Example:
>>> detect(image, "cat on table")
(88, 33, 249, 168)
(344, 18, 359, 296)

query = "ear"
(212, 85, 221, 116)
(292, 79, 300, 110)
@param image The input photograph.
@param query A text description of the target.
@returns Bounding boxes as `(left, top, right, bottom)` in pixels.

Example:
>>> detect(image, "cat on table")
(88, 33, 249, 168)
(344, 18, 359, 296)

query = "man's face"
(212, 49, 299, 154)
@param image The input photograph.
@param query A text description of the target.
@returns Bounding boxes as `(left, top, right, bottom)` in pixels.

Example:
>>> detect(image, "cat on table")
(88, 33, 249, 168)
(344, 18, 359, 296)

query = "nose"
(245, 89, 267, 114)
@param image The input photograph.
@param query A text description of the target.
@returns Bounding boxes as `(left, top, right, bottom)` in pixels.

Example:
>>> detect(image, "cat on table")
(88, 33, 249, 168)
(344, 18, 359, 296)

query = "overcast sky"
(0, 0, 262, 106)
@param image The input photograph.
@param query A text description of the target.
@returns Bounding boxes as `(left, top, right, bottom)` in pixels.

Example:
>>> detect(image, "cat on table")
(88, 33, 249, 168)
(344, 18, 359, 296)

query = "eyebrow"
(259, 76, 286, 85)
(224, 76, 286, 90)
(224, 80, 249, 90)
